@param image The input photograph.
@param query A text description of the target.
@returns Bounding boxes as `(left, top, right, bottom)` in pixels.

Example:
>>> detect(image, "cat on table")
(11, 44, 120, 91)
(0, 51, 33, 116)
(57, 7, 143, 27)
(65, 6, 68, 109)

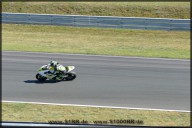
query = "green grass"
(2, 2, 190, 19)
(2, 102, 190, 126)
(2, 24, 190, 59)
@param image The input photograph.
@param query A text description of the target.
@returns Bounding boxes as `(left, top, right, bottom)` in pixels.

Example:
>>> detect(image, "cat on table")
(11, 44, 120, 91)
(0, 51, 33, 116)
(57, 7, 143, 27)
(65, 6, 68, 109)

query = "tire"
(36, 73, 47, 81)
(65, 72, 76, 81)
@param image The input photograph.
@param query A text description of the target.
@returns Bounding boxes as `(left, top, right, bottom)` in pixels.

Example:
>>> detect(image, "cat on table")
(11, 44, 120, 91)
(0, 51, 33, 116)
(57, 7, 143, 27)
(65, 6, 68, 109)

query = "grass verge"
(2, 24, 190, 59)
(2, 102, 190, 126)
(2, 2, 190, 19)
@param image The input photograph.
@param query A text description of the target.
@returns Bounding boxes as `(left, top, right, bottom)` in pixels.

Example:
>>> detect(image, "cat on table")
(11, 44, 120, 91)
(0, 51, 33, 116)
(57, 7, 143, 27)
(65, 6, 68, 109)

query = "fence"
(2, 12, 191, 31)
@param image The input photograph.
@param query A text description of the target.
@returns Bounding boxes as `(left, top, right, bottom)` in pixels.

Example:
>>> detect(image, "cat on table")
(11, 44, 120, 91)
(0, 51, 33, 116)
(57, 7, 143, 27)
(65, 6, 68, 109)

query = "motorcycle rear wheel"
(64, 72, 76, 81)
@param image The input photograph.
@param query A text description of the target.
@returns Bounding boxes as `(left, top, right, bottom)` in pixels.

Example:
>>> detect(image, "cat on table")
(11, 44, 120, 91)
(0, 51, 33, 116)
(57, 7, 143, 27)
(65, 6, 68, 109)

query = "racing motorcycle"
(36, 64, 76, 82)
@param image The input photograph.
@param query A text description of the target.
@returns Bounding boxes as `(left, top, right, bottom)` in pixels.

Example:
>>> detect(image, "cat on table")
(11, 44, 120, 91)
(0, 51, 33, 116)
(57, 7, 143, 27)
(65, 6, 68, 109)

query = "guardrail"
(1, 121, 140, 128)
(2, 12, 191, 31)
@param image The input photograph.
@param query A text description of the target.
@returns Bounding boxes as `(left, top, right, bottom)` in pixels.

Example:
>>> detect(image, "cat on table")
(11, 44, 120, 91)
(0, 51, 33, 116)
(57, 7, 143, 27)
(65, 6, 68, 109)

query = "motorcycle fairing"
(66, 66, 75, 72)
(39, 70, 56, 79)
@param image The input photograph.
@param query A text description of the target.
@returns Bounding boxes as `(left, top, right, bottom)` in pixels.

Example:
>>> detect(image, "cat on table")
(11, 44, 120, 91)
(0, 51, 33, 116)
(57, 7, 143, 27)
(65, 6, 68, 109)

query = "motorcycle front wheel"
(36, 73, 47, 81)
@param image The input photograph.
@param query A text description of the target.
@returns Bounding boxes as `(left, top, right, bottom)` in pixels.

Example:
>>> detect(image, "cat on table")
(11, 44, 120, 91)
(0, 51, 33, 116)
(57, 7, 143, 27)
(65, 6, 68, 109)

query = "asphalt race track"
(2, 51, 190, 111)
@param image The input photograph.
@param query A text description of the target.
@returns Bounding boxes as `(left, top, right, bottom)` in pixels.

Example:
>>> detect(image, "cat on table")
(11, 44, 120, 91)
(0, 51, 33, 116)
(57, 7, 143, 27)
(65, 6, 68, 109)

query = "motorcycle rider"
(47, 61, 66, 79)
(49, 60, 59, 74)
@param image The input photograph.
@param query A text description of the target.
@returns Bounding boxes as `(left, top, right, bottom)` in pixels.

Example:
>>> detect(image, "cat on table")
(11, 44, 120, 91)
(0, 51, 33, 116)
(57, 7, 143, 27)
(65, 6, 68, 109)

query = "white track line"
(3, 50, 189, 61)
(2, 100, 190, 113)
(3, 12, 190, 20)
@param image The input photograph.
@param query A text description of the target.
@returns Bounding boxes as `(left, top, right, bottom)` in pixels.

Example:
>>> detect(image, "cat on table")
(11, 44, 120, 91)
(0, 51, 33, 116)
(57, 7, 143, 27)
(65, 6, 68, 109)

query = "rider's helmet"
(50, 60, 59, 67)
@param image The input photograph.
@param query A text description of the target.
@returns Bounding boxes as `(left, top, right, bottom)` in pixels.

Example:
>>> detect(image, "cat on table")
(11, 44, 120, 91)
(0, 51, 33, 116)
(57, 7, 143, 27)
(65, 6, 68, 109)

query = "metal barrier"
(2, 12, 191, 31)
(2, 121, 141, 127)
